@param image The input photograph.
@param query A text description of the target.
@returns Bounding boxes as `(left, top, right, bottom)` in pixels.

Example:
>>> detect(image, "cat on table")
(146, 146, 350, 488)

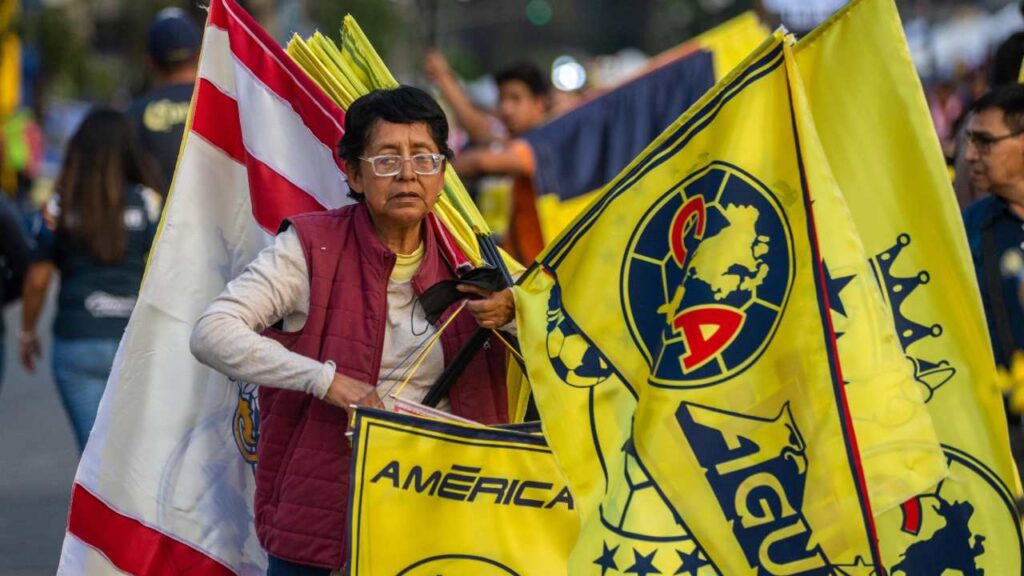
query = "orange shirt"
(503, 139, 545, 264)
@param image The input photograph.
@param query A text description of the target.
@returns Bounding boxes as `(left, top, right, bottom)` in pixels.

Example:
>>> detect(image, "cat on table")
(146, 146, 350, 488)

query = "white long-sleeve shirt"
(189, 227, 448, 410)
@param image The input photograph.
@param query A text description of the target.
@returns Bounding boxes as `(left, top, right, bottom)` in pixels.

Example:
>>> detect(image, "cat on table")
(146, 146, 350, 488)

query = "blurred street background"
(2, 0, 1023, 573)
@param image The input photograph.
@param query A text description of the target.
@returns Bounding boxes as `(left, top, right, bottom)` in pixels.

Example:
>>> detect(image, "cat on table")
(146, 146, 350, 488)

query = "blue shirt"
(963, 194, 1024, 367)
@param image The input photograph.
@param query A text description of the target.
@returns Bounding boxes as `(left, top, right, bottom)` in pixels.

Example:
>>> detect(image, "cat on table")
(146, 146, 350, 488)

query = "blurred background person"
(423, 52, 550, 262)
(18, 108, 161, 451)
(422, 51, 550, 146)
(962, 84, 1024, 475)
(953, 0, 1024, 208)
(0, 187, 29, 390)
(126, 7, 201, 193)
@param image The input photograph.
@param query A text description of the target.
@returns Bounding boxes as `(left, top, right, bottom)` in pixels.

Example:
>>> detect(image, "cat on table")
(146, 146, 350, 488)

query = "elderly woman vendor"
(190, 86, 514, 575)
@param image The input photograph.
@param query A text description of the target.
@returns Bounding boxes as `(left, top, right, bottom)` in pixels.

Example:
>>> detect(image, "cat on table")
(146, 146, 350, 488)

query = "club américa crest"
(622, 162, 794, 388)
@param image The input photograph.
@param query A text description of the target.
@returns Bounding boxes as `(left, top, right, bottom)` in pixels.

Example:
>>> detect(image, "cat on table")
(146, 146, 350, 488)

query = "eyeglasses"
(359, 153, 445, 177)
(965, 129, 1024, 154)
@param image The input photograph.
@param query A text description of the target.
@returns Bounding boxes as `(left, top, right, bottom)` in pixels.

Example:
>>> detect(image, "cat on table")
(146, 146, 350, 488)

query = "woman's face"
(349, 120, 445, 230)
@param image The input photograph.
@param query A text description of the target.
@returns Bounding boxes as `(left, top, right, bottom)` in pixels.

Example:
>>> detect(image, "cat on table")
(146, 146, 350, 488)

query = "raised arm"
(423, 50, 501, 145)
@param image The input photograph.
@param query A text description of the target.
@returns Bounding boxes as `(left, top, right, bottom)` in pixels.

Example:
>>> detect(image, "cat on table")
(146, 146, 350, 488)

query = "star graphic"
(835, 556, 877, 576)
(822, 261, 855, 317)
(674, 548, 711, 575)
(624, 548, 661, 576)
(594, 542, 619, 576)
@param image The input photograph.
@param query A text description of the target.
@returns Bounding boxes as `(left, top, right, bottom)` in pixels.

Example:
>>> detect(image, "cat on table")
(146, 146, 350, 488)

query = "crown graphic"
(870, 234, 955, 401)
(870, 234, 943, 351)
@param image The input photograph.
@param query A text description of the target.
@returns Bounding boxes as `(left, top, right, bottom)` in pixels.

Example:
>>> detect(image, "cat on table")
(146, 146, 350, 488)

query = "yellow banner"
(517, 270, 715, 574)
(347, 408, 578, 576)
(0, 0, 18, 118)
(624, 35, 879, 572)
(795, 0, 1024, 569)
(514, 31, 944, 573)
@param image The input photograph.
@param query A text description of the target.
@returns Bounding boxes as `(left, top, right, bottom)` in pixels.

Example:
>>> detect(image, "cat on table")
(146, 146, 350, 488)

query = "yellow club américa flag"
(622, 35, 880, 572)
(795, 0, 1024, 569)
(516, 269, 719, 574)
(515, 29, 945, 573)
(346, 408, 579, 576)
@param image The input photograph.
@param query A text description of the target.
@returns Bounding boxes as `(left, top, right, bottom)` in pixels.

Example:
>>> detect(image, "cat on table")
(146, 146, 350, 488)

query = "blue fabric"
(51, 337, 119, 451)
(522, 50, 716, 201)
(963, 195, 1024, 367)
(267, 555, 332, 576)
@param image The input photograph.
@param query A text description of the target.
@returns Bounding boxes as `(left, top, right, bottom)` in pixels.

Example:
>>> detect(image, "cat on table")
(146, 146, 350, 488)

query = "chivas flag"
(517, 30, 945, 574)
(58, 0, 350, 573)
(347, 408, 579, 576)
(796, 0, 1024, 569)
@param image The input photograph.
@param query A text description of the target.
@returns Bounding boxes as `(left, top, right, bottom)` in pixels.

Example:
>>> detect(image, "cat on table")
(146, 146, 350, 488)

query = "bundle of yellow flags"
(287, 19, 521, 276)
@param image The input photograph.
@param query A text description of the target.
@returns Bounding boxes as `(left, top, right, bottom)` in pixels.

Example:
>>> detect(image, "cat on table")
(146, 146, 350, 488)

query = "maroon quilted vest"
(254, 203, 509, 568)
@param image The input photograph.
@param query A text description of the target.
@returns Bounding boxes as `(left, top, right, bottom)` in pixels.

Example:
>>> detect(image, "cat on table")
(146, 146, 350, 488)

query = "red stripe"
(803, 180, 886, 572)
(246, 153, 327, 232)
(192, 79, 245, 163)
(67, 483, 234, 576)
(208, 0, 345, 161)
(428, 213, 472, 272)
(191, 72, 328, 232)
(900, 497, 923, 535)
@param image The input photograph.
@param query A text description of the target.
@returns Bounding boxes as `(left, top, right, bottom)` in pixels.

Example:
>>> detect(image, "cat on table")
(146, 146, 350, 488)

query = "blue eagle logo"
(622, 162, 794, 388)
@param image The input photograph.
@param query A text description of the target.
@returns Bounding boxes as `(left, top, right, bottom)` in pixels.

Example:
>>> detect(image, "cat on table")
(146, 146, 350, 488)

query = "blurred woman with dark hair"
(18, 107, 162, 451)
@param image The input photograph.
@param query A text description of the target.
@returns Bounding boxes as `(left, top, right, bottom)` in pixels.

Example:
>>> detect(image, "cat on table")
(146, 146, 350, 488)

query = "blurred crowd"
(0, 8, 195, 450)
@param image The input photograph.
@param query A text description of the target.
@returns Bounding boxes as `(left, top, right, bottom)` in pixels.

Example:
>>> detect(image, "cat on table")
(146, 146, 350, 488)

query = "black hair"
(972, 83, 1024, 132)
(337, 85, 453, 202)
(495, 62, 550, 97)
(991, 31, 1024, 86)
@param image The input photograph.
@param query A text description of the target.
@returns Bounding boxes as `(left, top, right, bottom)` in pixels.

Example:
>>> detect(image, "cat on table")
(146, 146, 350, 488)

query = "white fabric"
(58, 2, 352, 572)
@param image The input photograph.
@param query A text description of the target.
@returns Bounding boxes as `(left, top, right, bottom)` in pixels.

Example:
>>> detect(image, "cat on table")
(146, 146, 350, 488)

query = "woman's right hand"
(324, 372, 384, 413)
(18, 331, 41, 372)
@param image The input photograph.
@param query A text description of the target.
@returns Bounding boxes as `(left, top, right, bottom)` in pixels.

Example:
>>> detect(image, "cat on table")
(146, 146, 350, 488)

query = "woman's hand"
(459, 285, 515, 330)
(18, 331, 41, 372)
(324, 372, 384, 413)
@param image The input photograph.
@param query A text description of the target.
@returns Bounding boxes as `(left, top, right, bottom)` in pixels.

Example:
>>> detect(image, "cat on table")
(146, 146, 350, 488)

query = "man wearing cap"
(127, 8, 202, 192)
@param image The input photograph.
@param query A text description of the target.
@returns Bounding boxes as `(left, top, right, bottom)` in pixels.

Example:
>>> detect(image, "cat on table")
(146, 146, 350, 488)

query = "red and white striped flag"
(58, 0, 350, 573)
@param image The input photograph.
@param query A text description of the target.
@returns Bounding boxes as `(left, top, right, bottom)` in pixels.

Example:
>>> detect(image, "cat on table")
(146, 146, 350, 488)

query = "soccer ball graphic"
(545, 291, 612, 388)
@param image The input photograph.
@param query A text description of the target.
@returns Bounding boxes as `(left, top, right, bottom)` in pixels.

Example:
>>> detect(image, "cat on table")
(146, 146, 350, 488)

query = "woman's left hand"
(458, 285, 515, 330)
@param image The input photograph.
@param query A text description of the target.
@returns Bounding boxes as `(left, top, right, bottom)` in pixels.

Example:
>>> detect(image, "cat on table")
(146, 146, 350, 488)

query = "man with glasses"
(963, 84, 1024, 475)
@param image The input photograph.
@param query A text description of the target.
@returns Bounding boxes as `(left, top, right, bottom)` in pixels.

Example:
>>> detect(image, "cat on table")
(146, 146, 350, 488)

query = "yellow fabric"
(514, 33, 937, 573)
(796, 0, 1024, 568)
(630, 37, 878, 571)
(347, 408, 578, 575)
(516, 270, 693, 573)
(0, 0, 19, 117)
(785, 42, 946, 515)
(391, 242, 424, 283)
(697, 11, 771, 81)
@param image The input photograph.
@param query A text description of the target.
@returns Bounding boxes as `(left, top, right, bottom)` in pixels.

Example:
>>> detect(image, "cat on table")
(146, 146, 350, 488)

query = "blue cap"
(147, 8, 201, 68)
